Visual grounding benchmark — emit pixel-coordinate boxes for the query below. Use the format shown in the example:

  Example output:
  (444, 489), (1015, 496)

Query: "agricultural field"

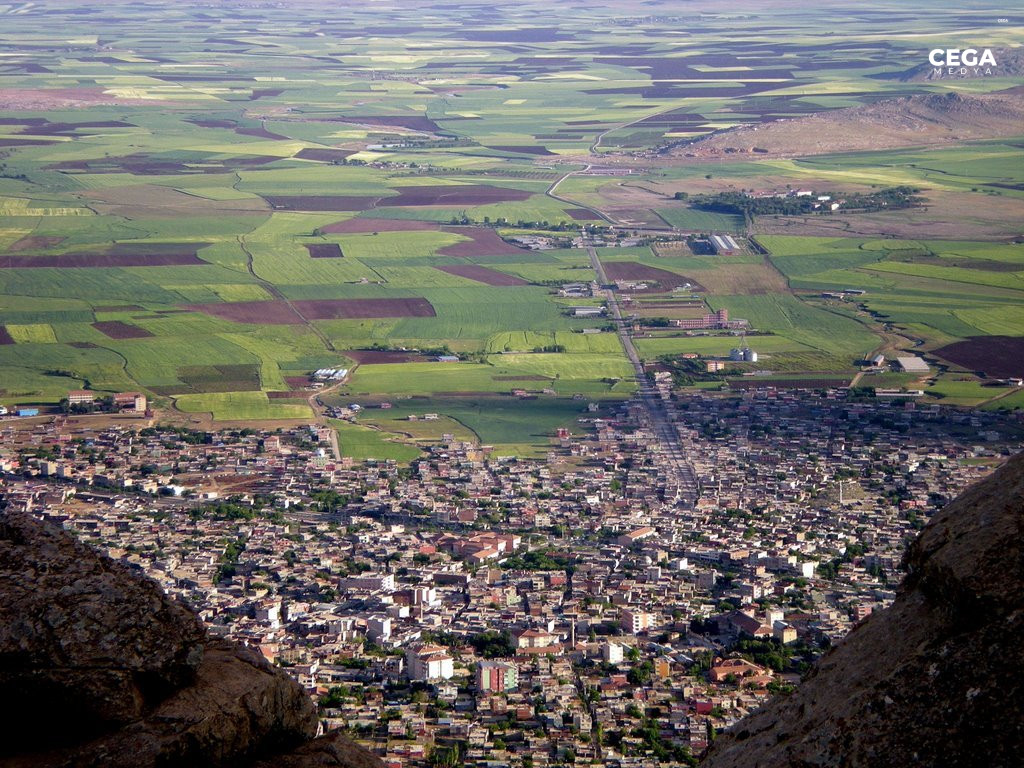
(0, 0), (1021, 443)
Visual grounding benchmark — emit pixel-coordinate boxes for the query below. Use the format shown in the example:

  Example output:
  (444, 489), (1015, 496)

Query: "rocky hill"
(702, 452), (1024, 768)
(0, 510), (382, 768)
(678, 91), (1024, 157)
(898, 46), (1024, 81)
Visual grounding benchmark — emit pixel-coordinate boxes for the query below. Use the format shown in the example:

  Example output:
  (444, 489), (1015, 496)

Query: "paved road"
(588, 246), (699, 504)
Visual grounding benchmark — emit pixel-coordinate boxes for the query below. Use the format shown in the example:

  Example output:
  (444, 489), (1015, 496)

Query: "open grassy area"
(0, 0), (1019, 432)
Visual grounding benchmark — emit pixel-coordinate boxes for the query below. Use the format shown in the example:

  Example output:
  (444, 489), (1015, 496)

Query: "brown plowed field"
(344, 350), (432, 364)
(92, 321), (155, 339)
(189, 301), (303, 324)
(263, 195), (381, 211)
(305, 244), (343, 258)
(934, 336), (1024, 378)
(293, 297), (436, 320)
(295, 148), (356, 162)
(6, 235), (65, 251)
(1, 251), (207, 268)
(189, 298), (435, 324)
(565, 208), (600, 220)
(439, 227), (530, 257)
(0, 327), (14, 345)
(602, 261), (702, 293)
(436, 264), (528, 286)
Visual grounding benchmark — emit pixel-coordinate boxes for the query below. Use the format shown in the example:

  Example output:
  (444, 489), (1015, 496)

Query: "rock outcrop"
(702, 453), (1024, 768)
(0, 511), (382, 768)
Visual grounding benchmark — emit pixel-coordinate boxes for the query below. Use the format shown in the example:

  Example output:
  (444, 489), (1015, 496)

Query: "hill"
(897, 46), (1024, 81)
(702, 452), (1024, 767)
(677, 91), (1024, 157)
(0, 510), (382, 768)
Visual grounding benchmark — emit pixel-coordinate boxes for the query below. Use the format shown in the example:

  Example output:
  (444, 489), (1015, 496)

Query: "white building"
(406, 643), (454, 681)
(619, 608), (655, 635)
(602, 641), (624, 664)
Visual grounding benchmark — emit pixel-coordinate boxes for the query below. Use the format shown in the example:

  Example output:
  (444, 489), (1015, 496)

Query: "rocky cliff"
(0, 510), (382, 768)
(702, 453), (1024, 768)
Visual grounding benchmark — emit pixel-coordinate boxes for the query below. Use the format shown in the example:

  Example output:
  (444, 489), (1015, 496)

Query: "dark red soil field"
(436, 264), (528, 286)
(267, 391), (307, 400)
(293, 297), (436, 320)
(379, 185), (532, 207)
(92, 321), (155, 339)
(250, 88), (283, 100)
(0, 327), (14, 345)
(189, 301), (303, 325)
(321, 218), (438, 234)
(305, 244), (344, 259)
(285, 376), (313, 390)
(934, 336), (1024, 378)
(263, 195), (381, 211)
(565, 208), (600, 220)
(343, 350), (432, 364)
(439, 227), (530, 257)
(189, 297), (435, 324)
(0, 250), (207, 268)
(602, 261), (701, 293)
(343, 115), (443, 133)
(234, 125), (290, 140)
(51, 153), (278, 175)
(295, 148), (356, 162)
(6, 235), (65, 252)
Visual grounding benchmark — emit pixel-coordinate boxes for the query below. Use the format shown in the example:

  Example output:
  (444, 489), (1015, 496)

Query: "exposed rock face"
(0, 511), (382, 768)
(702, 453), (1024, 768)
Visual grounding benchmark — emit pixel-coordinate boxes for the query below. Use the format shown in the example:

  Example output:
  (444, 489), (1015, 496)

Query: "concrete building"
(477, 660), (518, 692)
(406, 643), (454, 682)
(602, 642), (624, 664)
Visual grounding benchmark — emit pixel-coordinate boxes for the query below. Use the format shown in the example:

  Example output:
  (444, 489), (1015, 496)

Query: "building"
(706, 360), (726, 373)
(730, 347), (758, 363)
(616, 526), (656, 547)
(67, 390), (95, 406)
(674, 308), (747, 331)
(406, 643), (454, 682)
(477, 660), (518, 692)
(339, 573), (396, 593)
(710, 234), (740, 255)
(515, 628), (557, 650)
(895, 356), (929, 374)
(113, 392), (147, 412)
(602, 642), (624, 664)
(620, 608), (655, 635)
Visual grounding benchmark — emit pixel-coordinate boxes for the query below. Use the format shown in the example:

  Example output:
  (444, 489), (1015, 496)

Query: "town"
(2, 385), (1019, 768)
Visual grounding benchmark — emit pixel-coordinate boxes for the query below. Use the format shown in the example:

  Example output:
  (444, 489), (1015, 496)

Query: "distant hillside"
(677, 91), (1024, 157)
(898, 46), (1024, 81)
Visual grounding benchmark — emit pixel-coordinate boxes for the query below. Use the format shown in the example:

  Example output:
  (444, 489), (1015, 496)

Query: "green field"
(0, 0), (1021, 443)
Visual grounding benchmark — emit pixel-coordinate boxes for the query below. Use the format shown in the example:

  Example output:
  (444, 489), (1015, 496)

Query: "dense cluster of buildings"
(1, 384), (1020, 767)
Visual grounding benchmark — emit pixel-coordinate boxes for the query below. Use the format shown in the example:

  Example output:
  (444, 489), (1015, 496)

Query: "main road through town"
(587, 245), (699, 505)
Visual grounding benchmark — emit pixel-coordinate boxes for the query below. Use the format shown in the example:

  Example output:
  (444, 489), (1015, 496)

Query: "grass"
(5, 324), (58, 344)
(175, 391), (312, 421)
(332, 420), (422, 462)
